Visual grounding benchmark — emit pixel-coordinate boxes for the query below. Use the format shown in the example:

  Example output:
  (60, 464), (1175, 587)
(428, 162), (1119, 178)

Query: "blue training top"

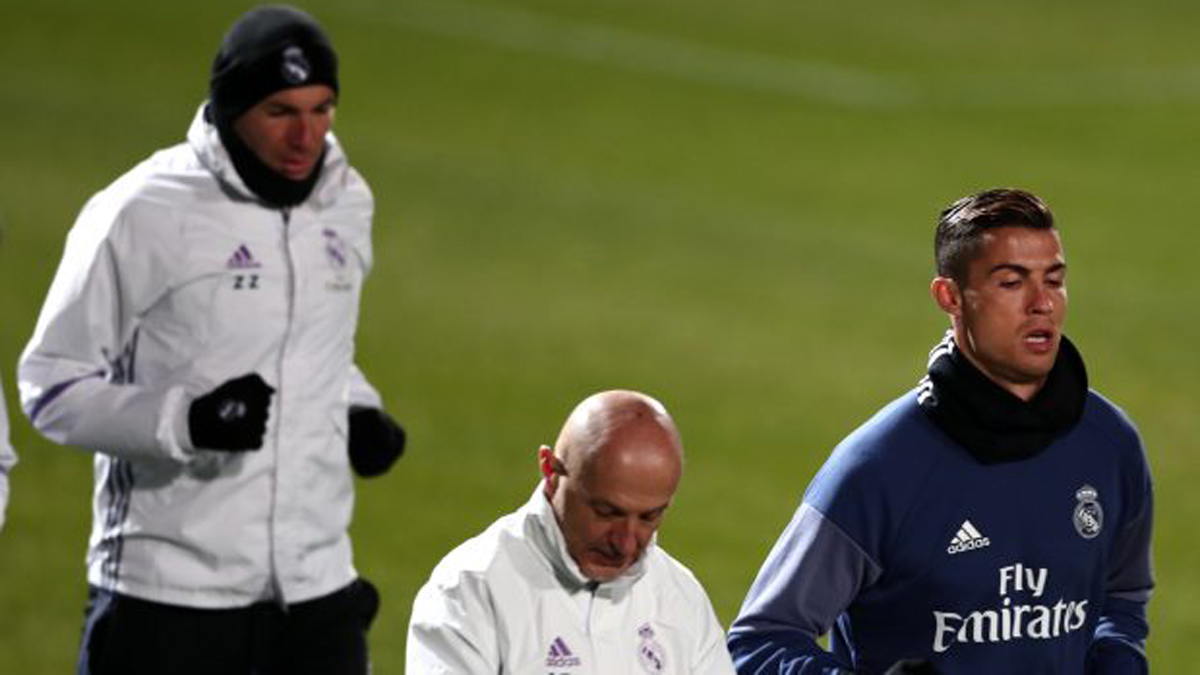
(729, 389), (1153, 674)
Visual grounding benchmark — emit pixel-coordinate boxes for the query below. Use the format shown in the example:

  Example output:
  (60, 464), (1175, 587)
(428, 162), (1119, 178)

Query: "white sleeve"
(345, 172), (382, 413)
(348, 363), (383, 410)
(17, 197), (191, 463)
(406, 574), (500, 674)
(675, 564), (738, 675)
(0, 378), (17, 532)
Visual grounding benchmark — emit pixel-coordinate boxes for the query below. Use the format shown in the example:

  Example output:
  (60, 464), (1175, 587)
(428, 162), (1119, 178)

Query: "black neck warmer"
(215, 118), (325, 209)
(918, 333), (1088, 464)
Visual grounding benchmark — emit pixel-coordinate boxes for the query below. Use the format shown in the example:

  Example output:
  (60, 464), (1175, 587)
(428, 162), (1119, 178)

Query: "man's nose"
(1028, 282), (1054, 314)
(611, 519), (641, 557)
(288, 116), (316, 148)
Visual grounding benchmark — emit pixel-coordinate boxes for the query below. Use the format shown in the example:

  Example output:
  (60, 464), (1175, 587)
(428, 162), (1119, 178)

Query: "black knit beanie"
(209, 5), (338, 131)
(207, 6), (339, 207)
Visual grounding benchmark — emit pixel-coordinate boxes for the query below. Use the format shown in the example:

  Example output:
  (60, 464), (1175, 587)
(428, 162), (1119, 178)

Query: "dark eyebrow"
(642, 505), (669, 519)
(591, 499), (625, 516)
(266, 96), (336, 113)
(595, 497), (672, 511)
(591, 498), (670, 518)
(987, 262), (1067, 276)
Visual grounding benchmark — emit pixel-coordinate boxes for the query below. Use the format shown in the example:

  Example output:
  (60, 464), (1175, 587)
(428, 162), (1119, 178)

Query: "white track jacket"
(18, 105), (381, 607)
(407, 487), (736, 674)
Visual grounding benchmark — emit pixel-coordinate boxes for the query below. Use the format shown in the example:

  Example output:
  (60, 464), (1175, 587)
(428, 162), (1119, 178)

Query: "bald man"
(407, 390), (736, 674)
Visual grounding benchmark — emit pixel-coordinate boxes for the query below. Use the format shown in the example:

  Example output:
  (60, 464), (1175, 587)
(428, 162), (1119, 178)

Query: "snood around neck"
(918, 333), (1088, 464)
(216, 117), (324, 209)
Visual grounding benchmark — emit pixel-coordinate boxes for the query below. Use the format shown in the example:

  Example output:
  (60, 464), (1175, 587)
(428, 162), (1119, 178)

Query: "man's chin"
(279, 166), (315, 181)
(582, 560), (629, 583)
(1016, 355), (1058, 383)
(274, 158), (317, 181)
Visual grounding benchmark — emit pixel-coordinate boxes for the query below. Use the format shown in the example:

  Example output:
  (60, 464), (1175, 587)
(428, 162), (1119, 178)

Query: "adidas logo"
(545, 636), (582, 669)
(226, 244), (262, 270)
(946, 519), (991, 555)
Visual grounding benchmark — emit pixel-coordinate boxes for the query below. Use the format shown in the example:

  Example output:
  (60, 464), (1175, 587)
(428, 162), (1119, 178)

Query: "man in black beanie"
(208, 4), (342, 206)
(18, 6), (406, 674)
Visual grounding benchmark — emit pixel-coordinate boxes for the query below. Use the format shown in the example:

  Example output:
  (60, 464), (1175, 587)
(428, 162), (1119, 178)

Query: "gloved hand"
(188, 374), (275, 452)
(883, 659), (938, 675)
(348, 406), (406, 477)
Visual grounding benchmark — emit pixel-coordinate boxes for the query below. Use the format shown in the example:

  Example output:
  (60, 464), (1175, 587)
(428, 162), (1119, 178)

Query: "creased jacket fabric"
(18, 104), (381, 607)
(407, 487), (737, 674)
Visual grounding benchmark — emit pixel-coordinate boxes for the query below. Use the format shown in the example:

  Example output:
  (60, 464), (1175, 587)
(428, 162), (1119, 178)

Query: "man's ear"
(539, 445), (559, 496)
(931, 276), (962, 317)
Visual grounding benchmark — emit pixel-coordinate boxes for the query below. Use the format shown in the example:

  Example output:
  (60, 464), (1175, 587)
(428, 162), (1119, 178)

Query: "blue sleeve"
(1086, 454), (1153, 675)
(728, 503), (880, 674)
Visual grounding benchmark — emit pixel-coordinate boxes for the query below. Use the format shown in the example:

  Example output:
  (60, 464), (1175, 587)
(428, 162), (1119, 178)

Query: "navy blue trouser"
(77, 579), (380, 675)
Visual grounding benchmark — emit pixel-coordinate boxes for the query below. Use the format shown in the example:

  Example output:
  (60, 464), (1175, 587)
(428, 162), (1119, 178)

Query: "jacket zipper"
(586, 582), (599, 668)
(268, 207), (297, 605)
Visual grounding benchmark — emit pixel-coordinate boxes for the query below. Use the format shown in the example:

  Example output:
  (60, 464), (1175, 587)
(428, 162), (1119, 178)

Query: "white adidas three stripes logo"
(947, 519), (991, 555)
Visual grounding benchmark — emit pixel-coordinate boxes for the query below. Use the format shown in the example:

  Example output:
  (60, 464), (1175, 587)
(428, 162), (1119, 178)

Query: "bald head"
(539, 390), (684, 582)
(553, 390), (683, 483)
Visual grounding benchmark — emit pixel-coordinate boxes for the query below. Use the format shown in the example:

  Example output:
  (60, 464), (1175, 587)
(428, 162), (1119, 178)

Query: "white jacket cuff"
(158, 385), (196, 461)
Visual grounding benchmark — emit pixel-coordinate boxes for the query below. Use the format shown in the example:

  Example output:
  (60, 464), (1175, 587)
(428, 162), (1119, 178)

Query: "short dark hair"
(935, 188), (1055, 284)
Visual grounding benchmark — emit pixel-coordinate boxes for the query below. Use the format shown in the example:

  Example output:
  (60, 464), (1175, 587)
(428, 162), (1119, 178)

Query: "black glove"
(188, 374), (275, 452)
(883, 660), (938, 675)
(348, 406), (406, 477)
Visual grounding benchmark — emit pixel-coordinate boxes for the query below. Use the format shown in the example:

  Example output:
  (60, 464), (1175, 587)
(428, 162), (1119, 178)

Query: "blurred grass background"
(2, 0), (1197, 670)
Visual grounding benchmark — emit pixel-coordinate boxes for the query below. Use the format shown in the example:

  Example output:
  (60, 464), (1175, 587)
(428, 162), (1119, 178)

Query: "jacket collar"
(186, 102), (351, 211)
(523, 486), (651, 598)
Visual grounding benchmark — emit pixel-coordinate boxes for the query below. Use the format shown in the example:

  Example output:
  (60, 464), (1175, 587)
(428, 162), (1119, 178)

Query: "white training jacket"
(0, 376), (16, 532)
(407, 487), (737, 674)
(17, 104), (381, 608)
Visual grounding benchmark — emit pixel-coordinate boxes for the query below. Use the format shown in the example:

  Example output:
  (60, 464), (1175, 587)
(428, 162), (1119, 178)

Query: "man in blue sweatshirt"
(728, 188), (1153, 674)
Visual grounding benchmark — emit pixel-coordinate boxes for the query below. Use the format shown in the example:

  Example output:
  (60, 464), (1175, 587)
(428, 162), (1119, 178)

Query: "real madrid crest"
(1073, 484), (1103, 539)
(281, 45), (311, 84)
(322, 228), (347, 269)
(322, 229), (354, 292)
(636, 623), (667, 674)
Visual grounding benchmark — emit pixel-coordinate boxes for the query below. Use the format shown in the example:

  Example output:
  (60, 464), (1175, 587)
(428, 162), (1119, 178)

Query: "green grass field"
(2, 0), (1197, 670)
